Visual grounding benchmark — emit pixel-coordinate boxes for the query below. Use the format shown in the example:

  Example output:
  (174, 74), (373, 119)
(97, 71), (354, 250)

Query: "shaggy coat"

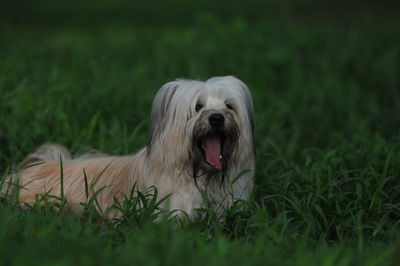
(3, 76), (255, 219)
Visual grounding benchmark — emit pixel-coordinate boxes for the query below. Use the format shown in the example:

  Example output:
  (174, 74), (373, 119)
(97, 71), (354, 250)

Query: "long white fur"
(3, 76), (255, 219)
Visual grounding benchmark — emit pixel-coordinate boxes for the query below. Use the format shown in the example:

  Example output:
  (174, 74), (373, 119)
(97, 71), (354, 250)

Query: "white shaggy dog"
(4, 76), (255, 219)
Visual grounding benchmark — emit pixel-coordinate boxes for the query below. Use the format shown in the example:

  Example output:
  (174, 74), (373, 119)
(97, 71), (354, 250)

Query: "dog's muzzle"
(193, 110), (238, 172)
(198, 112), (226, 170)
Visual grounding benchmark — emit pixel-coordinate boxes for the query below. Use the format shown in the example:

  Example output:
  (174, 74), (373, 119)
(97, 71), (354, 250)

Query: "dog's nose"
(209, 113), (225, 127)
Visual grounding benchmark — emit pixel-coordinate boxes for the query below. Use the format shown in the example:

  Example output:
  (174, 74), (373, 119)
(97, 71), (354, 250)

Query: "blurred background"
(0, 0), (399, 171)
(1, 0), (400, 26)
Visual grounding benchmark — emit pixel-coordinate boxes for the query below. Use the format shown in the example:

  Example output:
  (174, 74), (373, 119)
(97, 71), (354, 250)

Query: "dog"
(2, 76), (255, 219)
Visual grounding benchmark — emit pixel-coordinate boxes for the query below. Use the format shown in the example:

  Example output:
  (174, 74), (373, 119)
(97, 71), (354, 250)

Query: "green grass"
(1, 1), (400, 265)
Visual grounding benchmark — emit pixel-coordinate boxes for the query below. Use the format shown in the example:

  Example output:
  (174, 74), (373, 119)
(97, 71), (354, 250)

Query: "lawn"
(1, 1), (400, 265)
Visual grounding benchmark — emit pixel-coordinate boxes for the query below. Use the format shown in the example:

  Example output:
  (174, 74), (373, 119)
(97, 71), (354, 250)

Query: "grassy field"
(1, 1), (400, 265)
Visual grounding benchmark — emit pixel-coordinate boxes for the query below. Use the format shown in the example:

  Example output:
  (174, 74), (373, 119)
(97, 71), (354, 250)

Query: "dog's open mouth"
(198, 134), (225, 170)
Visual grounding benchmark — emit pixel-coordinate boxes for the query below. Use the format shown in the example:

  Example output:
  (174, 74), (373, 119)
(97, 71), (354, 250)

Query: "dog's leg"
(20, 143), (71, 167)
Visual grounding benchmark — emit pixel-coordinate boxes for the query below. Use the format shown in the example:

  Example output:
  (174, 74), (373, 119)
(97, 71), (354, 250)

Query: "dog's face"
(191, 90), (240, 172)
(148, 76), (254, 175)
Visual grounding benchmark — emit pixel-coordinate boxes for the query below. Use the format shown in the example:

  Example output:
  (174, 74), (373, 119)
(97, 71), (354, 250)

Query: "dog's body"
(4, 76), (255, 219)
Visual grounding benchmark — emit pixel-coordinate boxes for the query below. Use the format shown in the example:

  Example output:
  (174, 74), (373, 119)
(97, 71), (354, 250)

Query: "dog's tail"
(20, 143), (72, 167)
(1, 143), (72, 201)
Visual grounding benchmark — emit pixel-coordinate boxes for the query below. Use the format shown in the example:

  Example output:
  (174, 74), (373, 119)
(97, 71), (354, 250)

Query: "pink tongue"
(202, 136), (222, 170)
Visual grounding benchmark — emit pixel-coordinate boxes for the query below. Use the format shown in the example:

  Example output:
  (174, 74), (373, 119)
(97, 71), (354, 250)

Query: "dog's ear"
(234, 77), (256, 154)
(238, 79), (255, 139)
(148, 81), (180, 146)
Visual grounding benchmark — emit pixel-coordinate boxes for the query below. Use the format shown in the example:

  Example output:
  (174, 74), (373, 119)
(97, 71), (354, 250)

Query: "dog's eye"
(195, 104), (203, 112)
(226, 103), (234, 110)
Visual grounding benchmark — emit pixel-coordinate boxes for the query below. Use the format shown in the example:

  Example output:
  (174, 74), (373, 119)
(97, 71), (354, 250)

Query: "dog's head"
(148, 76), (254, 177)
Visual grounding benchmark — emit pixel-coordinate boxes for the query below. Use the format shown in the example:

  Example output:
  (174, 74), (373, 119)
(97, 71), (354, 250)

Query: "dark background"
(1, 1), (400, 265)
